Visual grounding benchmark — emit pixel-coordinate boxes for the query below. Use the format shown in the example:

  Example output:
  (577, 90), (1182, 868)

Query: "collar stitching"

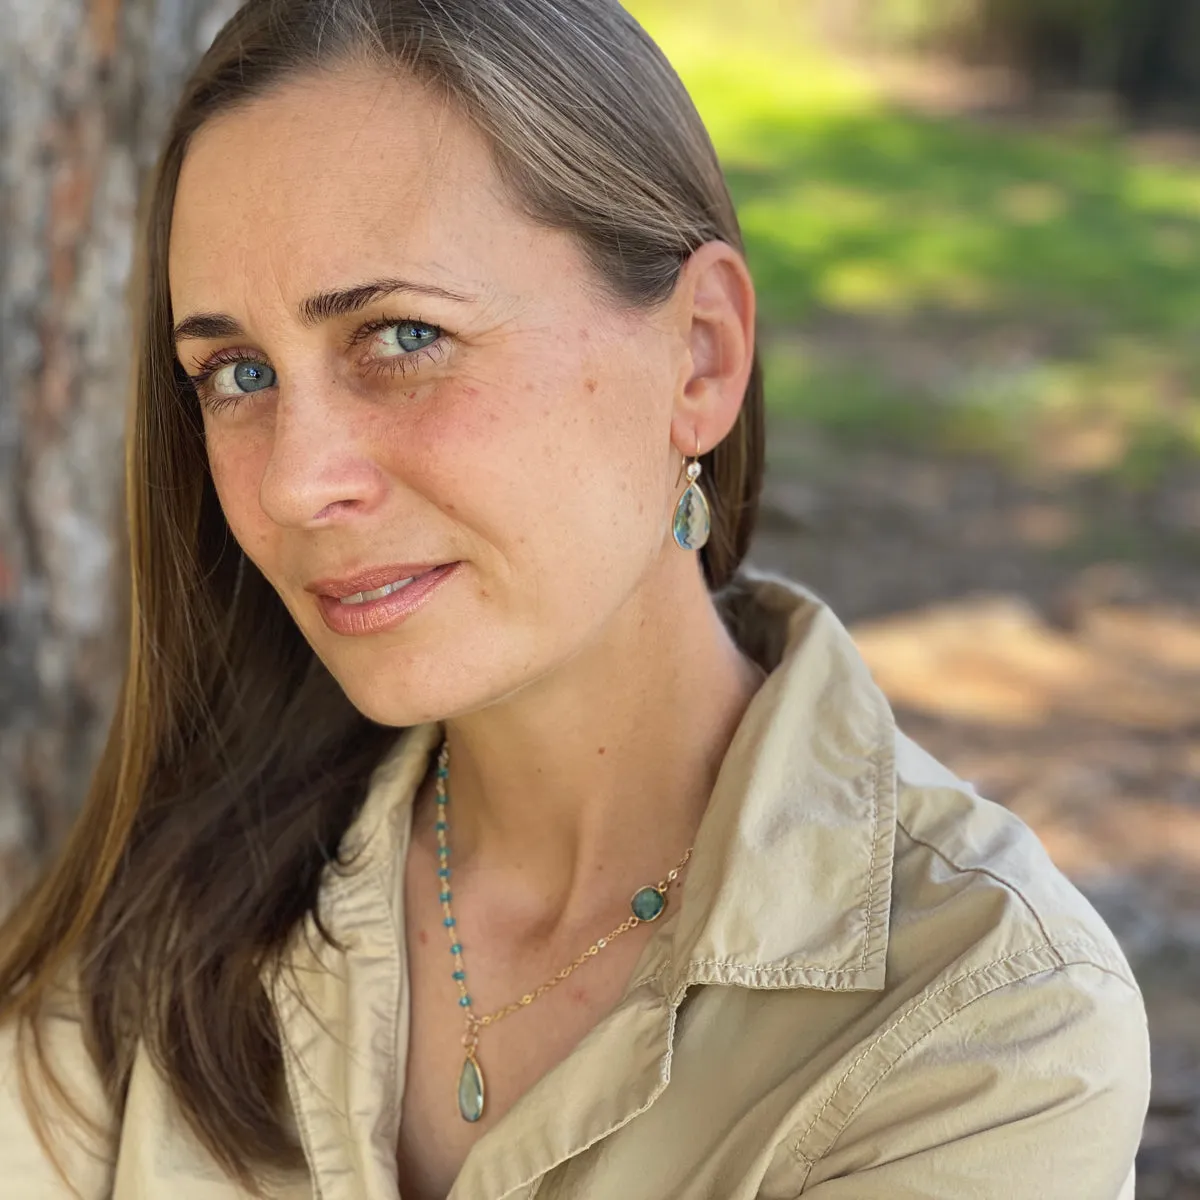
(855, 736), (889, 973)
(787, 937), (1091, 1163)
(683, 956), (883, 982)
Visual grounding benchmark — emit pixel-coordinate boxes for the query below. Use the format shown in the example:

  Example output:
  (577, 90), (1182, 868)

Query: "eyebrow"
(172, 277), (478, 343)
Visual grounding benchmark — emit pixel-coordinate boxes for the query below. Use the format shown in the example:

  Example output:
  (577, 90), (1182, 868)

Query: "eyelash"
(185, 315), (447, 414)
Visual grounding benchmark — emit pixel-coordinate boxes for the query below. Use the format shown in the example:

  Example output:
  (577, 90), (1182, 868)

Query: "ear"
(669, 240), (757, 457)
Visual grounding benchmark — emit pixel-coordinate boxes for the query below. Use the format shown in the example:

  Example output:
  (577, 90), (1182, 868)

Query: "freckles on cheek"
(442, 379), (524, 450)
(205, 431), (270, 535)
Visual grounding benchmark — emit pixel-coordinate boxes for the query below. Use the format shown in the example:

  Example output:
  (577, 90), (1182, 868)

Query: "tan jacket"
(1, 568), (1151, 1199)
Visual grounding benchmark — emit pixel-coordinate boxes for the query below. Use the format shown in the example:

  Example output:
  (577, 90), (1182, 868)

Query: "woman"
(0, 1), (1150, 1197)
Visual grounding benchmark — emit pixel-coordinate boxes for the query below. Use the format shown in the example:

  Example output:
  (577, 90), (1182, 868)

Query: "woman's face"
(169, 65), (710, 725)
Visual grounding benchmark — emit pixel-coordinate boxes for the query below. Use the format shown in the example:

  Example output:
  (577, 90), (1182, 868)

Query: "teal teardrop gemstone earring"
(672, 435), (711, 551)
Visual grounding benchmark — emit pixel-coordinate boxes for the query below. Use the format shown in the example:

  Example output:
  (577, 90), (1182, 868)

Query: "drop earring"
(672, 434), (711, 551)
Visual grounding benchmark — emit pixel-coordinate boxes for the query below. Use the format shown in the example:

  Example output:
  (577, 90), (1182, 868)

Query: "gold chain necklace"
(432, 738), (694, 1123)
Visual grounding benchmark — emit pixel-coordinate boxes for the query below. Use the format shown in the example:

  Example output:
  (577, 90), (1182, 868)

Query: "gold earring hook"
(676, 436), (700, 487)
(674, 434), (702, 488)
(676, 436), (696, 487)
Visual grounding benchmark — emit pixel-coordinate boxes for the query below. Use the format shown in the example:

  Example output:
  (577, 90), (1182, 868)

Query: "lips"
(306, 562), (451, 600)
(311, 561), (462, 637)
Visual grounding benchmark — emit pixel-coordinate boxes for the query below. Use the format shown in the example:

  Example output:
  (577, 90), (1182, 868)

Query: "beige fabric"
(1, 567), (1151, 1199)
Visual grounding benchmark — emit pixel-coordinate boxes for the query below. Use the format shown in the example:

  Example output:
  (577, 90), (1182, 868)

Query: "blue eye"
(378, 321), (440, 355)
(230, 362), (276, 392)
(196, 358), (277, 403)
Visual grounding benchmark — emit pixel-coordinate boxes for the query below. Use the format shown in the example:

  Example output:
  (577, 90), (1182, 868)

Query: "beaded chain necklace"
(432, 738), (694, 1123)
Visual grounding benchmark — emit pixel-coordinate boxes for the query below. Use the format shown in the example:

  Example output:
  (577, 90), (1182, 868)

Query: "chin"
(307, 605), (555, 726)
(330, 675), (440, 728)
(321, 645), (480, 728)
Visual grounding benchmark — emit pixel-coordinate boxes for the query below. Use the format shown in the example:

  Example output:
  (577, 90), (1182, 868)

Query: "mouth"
(309, 561), (462, 637)
(336, 574), (422, 606)
(307, 561), (452, 600)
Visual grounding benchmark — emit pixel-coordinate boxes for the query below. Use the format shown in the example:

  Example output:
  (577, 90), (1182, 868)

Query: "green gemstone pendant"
(672, 476), (711, 551)
(458, 1053), (485, 1123)
(630, 886), (667, 922)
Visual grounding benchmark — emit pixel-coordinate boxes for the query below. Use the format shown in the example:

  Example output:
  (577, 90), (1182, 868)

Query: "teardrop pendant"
(672, 482), (711, 551)
(458, 1053), (485, 1123)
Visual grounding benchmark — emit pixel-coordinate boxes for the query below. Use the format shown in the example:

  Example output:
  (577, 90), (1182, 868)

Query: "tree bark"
(0, 0), (239, 912)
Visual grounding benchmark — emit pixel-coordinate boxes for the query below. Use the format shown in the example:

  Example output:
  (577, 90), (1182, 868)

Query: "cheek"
(420, 377), (567, 553)
(204, 424), (273, 550)
(451, 355), (664, 579)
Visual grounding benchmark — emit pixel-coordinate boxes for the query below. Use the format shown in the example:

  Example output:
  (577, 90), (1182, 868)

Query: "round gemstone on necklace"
(631, 886), (666, 922)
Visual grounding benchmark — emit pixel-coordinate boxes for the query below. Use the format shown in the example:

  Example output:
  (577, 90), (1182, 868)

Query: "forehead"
(168, 65), (520, 310)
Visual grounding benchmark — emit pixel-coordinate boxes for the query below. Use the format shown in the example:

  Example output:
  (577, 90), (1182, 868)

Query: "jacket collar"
(354, 566), (897, 997)
(665, 566), (896, 995)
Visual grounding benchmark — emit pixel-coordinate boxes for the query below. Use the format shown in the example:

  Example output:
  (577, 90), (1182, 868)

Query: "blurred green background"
(629, 0), (1200, 493)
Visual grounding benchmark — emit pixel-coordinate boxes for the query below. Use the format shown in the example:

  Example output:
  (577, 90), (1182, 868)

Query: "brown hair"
(0, 0), (764, 1186)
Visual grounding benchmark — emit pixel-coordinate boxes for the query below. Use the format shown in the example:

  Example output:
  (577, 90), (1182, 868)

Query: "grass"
(625, 0), (1200, 484)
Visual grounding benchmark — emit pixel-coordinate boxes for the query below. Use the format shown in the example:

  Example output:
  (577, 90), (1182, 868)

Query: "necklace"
(432, 738), (694, 1123)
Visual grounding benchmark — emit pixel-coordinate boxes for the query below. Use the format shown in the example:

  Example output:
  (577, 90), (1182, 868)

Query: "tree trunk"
(0, 0), (239, 913)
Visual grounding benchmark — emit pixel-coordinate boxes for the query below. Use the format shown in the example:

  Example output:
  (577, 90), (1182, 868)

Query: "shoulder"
(786, 731), (1150, 1194)
(889, 727), (1137, 985)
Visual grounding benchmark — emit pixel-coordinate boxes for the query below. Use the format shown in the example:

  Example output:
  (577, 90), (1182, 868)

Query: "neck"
(420, 558), (767, 935)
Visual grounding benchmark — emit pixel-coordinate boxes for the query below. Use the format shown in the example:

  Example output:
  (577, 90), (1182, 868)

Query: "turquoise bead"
(440, 891), (452, 902)
(450, 943), (462, 954)
(453, 970), (466, 980)
(436, 820), (447, 831)
(444, 917), (456, 927)
(631, 886), (667, 922)
(459, 995), (471, 1007)
(438, 867), (451, 878)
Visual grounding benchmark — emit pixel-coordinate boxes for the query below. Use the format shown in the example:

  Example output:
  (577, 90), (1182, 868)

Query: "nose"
(257, 382), (386, 528)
